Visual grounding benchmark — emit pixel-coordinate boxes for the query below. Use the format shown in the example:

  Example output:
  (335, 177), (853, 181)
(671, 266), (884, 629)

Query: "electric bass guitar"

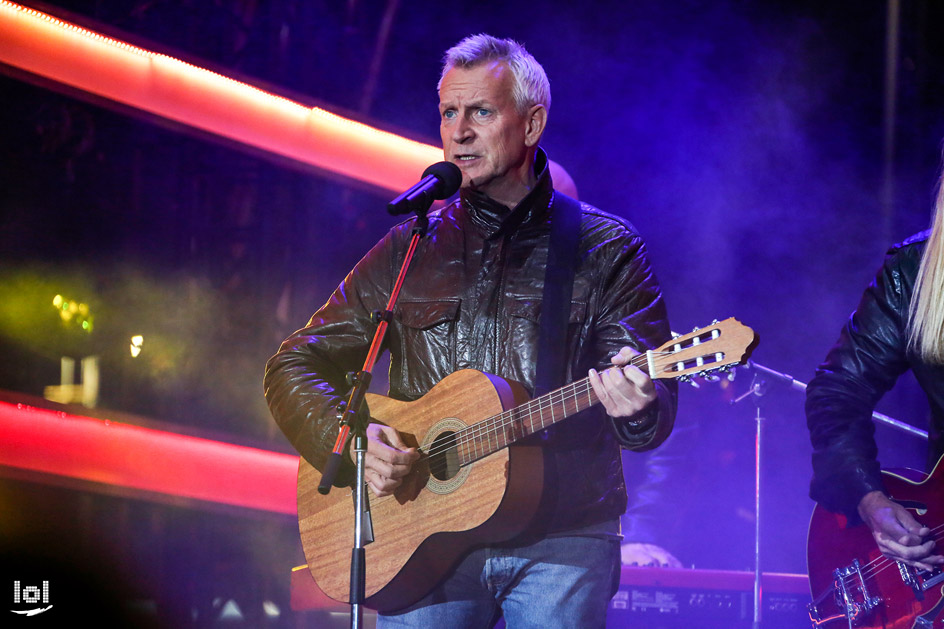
(807, 456), (944, 628)
(297, 317), (758, 612)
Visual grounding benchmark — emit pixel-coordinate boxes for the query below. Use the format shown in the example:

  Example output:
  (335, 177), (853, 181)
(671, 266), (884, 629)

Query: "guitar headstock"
(651, 318), (758, 381)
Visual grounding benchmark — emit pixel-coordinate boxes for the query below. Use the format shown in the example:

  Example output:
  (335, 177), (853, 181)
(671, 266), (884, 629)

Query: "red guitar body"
(806, 457), (944, 628)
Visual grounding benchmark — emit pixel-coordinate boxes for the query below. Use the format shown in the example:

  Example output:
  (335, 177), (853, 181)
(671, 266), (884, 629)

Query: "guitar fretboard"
(453, 377), (599, 465)
(419, 320), (752, 470)
(439, 351), (651, 467)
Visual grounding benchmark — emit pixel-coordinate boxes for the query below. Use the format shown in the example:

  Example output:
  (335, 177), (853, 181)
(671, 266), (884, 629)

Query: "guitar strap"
(533, 191), (581, 397)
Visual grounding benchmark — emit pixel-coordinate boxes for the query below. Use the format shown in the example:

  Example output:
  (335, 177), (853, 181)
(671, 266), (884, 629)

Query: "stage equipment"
(316, 170), (456, 628)
(387, 162), (462, 216)
(731, 359), (927, 628)
(289, 564), (812, 628)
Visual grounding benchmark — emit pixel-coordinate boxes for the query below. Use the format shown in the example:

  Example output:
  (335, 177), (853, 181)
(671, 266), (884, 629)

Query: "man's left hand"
(589, 346), (657, 418)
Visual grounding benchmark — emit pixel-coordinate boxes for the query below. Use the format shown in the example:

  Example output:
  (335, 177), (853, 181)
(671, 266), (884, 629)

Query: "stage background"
(1, 0), (941, 625)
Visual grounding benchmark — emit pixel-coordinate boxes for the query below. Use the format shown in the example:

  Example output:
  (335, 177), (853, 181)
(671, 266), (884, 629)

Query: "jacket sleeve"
(591, 228), (678, 451)
(805, 250), (912, 519)
(263, 230), (399, 487)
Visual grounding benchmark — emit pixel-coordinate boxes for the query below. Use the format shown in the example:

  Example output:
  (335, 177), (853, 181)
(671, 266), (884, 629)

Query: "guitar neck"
(453, 375), (599, 466)
(439, 318), (756, 467)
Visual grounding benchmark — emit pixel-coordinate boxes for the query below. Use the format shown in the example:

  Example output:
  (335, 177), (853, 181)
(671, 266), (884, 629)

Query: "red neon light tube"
(0, 1), (441, 192)
(0, 400), (299, 515)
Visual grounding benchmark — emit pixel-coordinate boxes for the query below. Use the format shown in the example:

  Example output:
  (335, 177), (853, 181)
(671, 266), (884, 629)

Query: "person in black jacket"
(806, 186), (944, 571)
(265, 34), (676, 627)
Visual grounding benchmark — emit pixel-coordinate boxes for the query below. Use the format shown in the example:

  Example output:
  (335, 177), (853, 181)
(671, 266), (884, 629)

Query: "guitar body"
(297, 369), (543, 612)
(807, 457), (944, 628)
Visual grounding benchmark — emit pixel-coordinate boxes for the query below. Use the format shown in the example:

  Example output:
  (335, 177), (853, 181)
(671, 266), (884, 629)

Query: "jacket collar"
(459, 148), (554, 240)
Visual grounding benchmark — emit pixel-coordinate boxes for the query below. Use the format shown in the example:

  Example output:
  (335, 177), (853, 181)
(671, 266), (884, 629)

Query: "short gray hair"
(438, 34), (551, 113)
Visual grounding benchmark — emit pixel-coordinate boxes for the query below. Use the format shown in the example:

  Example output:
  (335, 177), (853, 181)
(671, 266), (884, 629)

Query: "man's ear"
(524, 104), (548, 148)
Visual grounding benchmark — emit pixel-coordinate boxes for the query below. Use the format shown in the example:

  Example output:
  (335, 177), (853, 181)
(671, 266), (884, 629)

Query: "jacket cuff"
(610, 401), (659, 446)
(810, 465), (886, 523)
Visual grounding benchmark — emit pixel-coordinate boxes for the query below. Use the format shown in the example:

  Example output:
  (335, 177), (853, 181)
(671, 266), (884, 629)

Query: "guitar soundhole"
(428, 431), (461, 481)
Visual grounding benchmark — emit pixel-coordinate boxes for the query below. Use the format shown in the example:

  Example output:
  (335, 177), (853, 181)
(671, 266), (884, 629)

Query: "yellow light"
(51, 294), (93, 331)
(130, 335), (144, 358)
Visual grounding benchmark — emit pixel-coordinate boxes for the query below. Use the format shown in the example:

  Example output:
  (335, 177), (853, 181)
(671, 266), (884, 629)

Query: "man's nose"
(452, 116), (474, 143)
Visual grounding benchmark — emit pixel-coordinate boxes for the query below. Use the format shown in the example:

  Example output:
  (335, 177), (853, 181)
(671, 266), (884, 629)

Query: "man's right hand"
(857, 490), (944, 571)
(353, 423), (420, 497)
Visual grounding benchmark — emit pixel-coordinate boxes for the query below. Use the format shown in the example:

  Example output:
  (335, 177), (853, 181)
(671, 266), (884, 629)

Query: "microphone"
(387, 161), (462, 216)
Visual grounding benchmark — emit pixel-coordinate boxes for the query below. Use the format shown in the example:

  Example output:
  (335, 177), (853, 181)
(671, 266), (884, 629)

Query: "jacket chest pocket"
(505, 296), (588, 379)
(393, 299), (461, 396)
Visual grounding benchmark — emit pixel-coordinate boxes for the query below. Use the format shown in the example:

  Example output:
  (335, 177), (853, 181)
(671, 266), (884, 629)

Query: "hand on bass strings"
(858, 490), (944, 571)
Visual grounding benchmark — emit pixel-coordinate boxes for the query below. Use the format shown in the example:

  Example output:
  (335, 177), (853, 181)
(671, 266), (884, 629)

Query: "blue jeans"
(377, 535), (621, 629)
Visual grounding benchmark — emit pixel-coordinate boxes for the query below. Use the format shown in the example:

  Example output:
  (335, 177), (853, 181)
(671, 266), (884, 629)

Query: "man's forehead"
(439, 61), (513, 105)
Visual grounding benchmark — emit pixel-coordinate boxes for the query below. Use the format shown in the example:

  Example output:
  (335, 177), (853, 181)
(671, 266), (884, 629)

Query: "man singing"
(265, 34), (676, 627)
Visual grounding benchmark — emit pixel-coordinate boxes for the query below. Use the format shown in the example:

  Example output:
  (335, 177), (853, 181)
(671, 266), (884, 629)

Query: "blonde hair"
(907, 178), (944, 363)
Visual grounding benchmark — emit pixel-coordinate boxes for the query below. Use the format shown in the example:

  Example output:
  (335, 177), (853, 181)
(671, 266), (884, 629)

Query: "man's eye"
(476, 108), (491, 117)
(442, 110), (456, 120)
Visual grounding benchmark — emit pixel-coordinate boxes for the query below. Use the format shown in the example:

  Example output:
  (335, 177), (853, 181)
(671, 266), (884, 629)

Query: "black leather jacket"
(806, 231), (944, 519)
(265, 150), (677, 534)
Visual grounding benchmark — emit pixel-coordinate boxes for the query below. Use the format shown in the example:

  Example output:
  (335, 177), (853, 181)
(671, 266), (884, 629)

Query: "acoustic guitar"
(807, 456), (944, 628)
(297, 317), (758, 612)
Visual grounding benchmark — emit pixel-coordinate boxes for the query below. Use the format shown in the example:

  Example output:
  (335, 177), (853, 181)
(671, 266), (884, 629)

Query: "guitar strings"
(418, 377), (595, 462)
(416, 327), (733, 462)
(417, 352), (659, 463)
(417, 376), (597, 463)
(824, 521), (944, 605)
(418, 342), (722, 463)
(419, 355), (648, 462)
(419, 345), (729, 463)
(814, 525), (942, 625)
(857, 522), (944, 578)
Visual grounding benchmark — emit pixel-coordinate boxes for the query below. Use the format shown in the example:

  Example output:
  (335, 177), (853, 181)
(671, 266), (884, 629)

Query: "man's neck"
(471, 160), (539, 209)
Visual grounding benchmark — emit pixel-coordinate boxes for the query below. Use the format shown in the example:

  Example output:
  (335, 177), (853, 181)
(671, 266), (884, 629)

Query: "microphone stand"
(316, 209), (432, 629)
(743, 360), (928, 441)
(730, 368), (769, 629)
(728, 359), (927, 629)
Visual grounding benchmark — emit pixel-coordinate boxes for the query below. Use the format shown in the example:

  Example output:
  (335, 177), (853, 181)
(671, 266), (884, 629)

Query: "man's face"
(439, 61), (543, 207)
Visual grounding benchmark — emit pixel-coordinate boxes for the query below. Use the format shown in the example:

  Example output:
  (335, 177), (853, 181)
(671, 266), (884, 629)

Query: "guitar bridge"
(809, 559), (883, 627)
(898, 561), (924, 600)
